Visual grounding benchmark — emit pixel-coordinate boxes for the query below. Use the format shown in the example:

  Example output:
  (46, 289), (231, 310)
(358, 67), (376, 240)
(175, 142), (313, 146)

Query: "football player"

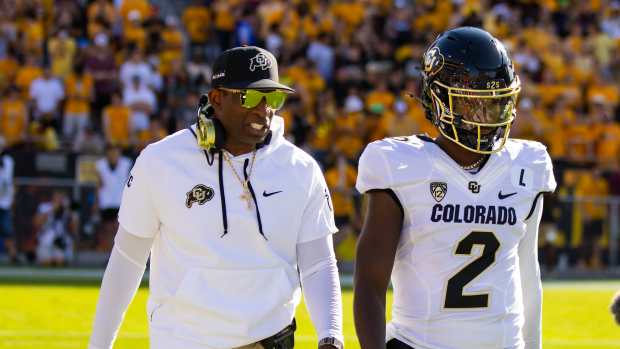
(354, 27), (555, 349)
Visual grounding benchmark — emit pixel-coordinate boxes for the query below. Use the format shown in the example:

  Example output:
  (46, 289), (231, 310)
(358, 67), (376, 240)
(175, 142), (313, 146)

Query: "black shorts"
(101, 208), (119, 222)
(584, 220), (604, 240)
(0, 209), (13, 238)
(387, 338), (415, 349)
(334, 215), (351, 229)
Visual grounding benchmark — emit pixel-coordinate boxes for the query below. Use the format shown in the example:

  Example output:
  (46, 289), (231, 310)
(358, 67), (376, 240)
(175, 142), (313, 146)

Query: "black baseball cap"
(211, 46), (295, 93)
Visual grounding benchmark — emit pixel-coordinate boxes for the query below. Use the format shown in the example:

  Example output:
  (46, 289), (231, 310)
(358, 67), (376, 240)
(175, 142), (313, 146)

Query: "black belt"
(387, 338), (415, 349)
(259, 319), (296, 349)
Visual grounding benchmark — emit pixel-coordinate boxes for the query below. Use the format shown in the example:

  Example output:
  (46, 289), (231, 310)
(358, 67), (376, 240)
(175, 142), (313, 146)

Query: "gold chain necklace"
(223, 150), (257, 209)
(461, 155), (486, 170)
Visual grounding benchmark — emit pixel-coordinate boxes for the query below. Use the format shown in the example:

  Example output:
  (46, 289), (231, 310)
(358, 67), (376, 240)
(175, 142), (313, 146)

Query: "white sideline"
(2, 267), (620, 290)
(0, 268), (360, 287)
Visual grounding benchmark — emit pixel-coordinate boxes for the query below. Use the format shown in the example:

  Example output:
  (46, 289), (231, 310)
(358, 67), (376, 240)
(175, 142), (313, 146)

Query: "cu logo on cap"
(249, 53), (272, 71)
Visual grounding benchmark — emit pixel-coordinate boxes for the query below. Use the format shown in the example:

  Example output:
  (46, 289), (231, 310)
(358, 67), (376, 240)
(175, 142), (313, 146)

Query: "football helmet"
(421, 27), (521, 154)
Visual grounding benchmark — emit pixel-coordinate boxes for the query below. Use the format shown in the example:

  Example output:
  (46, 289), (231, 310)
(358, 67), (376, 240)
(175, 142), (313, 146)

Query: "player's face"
(451, 94), (516, 126)
(213, 89), (276, 150)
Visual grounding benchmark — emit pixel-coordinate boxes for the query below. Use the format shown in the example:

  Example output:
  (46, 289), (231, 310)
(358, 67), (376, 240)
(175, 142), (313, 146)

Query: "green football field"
(0, 281), (618, 349)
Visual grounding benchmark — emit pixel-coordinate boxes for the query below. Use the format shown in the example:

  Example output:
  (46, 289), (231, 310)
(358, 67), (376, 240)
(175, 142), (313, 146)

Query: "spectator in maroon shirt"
(85, 33), (117, 131)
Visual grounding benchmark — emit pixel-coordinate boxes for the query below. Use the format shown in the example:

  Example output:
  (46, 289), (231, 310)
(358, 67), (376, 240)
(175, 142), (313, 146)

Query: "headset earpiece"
(196, 94), (226, 150)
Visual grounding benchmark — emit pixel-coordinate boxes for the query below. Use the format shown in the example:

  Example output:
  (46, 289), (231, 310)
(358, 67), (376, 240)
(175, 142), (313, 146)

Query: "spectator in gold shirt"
(47, 29), (77, 80)
(63, 65), (94, 141)
(182, 0), (210, 50)
(102, 92), (131, 149)
(0, 87), (28, 148)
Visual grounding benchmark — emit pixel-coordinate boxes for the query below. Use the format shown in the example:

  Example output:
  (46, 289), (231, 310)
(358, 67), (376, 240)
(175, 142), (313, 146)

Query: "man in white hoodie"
(89, 46), (344, 349)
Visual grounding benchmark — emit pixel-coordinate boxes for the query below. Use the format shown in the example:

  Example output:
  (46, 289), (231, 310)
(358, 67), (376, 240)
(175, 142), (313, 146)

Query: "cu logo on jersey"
(423, 47), (444, 77)
(186, 184), (214, 208)
(430, 182), (447, 202)
(468, 181), (481, 194)
(249, 53), (272, 72)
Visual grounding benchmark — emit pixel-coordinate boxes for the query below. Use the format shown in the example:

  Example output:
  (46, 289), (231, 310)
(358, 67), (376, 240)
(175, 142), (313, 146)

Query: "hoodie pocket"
(171, 266), (299, 347)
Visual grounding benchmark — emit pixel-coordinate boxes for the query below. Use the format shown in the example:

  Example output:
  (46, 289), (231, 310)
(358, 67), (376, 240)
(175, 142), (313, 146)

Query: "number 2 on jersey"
(444, 231), (500, 309)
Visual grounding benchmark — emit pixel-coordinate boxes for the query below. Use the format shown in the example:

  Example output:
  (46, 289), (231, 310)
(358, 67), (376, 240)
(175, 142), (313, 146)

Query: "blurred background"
(0, 0), (619, 348)
(0, 0), (617, 274)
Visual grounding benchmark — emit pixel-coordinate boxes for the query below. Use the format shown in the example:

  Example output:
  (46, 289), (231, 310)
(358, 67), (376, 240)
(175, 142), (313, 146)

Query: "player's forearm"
(300, 256), (343, 342)
(522, 283), (542, 349)
(521, 257), (542, 349)
(354, 283), (387, 349)
(297, 236), (344, 343)
(89, 245), (146, 349)
(352, 190), (402, 349)
(89, 228), (153, 349)
(520, 199), (544, 349)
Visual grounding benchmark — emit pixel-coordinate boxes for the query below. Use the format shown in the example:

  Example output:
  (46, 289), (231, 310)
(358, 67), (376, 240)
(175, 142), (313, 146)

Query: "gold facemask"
(429, 76), (521, 154)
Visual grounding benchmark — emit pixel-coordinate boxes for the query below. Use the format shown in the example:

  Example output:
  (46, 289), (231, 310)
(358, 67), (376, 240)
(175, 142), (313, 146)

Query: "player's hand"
(611, 290), (620, 325)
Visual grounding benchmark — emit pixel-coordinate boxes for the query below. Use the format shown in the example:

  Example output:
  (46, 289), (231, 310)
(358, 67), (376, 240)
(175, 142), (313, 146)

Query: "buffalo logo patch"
(423, 47), (444, 77)
(249, 53), (272, 72)
(186, 184), (214, 208)
(430, 182), (447, 202)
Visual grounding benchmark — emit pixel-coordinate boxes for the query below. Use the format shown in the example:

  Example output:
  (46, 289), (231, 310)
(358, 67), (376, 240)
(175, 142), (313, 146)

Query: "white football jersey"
(356, 135), (556, 349)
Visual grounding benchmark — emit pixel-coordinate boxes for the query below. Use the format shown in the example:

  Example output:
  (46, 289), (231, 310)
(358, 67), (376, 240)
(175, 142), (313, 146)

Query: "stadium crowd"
(0, 0), (619, 270)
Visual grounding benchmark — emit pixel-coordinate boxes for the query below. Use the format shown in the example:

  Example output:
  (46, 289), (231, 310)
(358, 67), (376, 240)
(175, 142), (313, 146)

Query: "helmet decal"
(423, 47), (444, 77)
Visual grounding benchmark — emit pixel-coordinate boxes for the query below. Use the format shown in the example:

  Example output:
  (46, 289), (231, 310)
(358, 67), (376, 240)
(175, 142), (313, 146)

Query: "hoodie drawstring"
(243, 158), (266, 239)
(218, 150), (228, 237)
(189, 127), (228, 237)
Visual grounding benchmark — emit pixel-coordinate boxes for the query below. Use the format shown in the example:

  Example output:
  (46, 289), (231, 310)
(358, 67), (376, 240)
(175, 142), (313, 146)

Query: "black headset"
(196, 94), (226, 151)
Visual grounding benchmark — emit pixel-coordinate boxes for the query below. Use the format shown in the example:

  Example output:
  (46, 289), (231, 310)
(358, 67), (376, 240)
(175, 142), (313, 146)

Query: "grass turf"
(0, 281), (618, 348)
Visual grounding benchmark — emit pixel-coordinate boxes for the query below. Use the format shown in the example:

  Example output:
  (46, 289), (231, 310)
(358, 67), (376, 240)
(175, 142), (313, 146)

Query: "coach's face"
(209, 89), (274, 153)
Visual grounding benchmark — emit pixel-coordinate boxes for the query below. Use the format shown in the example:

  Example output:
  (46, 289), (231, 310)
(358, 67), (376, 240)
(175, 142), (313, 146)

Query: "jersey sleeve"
(355, 141), (392, 194)
(297, 161), (338, 244)
(117, 147), (160, 238)
(530, 142), (557, 193)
